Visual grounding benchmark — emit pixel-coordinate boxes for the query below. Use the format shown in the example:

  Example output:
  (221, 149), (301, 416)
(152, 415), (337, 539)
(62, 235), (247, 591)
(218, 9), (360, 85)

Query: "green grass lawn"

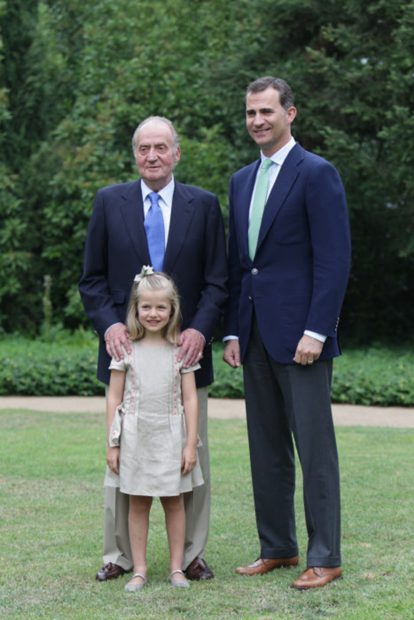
(0, 411), (413, 619)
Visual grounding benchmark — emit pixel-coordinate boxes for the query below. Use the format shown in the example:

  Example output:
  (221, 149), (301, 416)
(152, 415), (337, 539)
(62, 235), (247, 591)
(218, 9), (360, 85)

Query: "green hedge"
(212, 345), (414, 406)
(0, 332), (103, 397)
(0, 335), (413, 406)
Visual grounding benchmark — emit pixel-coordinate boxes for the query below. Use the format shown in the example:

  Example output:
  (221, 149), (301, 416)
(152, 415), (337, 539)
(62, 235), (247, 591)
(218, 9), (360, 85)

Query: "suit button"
(248, 296), (252, 301)
(251, 268), (258, 275)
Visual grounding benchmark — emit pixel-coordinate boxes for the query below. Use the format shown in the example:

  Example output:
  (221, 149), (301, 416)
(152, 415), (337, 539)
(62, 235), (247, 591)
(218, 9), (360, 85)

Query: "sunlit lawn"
(0, 410), (413, 619)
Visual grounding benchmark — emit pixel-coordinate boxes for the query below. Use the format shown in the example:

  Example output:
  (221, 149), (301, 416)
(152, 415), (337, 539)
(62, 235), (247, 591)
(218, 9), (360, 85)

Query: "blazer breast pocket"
(272, 205), (308, 245)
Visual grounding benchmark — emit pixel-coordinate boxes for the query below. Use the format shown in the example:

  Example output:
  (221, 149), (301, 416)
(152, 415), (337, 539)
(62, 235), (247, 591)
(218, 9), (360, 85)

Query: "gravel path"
(1, 396), (413, 428)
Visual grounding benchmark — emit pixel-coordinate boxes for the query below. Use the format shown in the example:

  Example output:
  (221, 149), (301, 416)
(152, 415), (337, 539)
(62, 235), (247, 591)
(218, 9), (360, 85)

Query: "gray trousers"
(102, 387), (210, 570)
(243, 319), (341, 568)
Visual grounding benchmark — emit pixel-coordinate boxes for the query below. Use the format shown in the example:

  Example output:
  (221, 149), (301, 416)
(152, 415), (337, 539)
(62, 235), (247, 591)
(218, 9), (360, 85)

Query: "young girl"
(106, 266), (203, 592)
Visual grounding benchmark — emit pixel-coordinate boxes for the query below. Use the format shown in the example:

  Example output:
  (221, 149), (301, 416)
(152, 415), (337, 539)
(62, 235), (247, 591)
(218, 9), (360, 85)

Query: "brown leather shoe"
(236, 556), (299, 576)
(291, 566), (342, 589)
(96, 562), (130, 581)
(184, 557), (214, 580)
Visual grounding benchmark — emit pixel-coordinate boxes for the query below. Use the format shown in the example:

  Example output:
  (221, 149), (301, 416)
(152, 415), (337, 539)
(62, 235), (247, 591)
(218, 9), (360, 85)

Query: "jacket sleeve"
(188, 194), (228, 342)
(223, 175), (243, 337)
(78, 189), (123, 337)
(304, 161), (351, 337)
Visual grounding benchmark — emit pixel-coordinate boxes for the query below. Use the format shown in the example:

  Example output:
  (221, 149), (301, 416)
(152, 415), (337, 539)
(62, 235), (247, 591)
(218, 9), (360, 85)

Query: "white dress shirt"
(141, 177), (175, 247)
(249, 137), (296, 220)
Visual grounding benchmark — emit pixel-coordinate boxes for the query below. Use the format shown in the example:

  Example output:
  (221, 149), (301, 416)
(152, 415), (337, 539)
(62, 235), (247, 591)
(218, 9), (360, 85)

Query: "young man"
(224, 77), (351, 589)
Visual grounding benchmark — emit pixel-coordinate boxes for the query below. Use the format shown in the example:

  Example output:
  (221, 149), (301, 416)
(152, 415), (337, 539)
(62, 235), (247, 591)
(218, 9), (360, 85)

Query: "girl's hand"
(106, 446), (120, 474)
(181, 444), (197, 475)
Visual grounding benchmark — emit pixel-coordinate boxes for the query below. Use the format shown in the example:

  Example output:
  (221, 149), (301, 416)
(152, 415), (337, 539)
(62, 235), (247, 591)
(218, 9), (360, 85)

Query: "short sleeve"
(109, 355), (129, 372)
(181, 362), (201, 375)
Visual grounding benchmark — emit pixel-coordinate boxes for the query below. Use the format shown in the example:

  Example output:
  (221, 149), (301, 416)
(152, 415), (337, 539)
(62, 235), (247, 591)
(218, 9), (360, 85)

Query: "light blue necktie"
(144, 192), (165, 271)
(248, 159), (274, 259)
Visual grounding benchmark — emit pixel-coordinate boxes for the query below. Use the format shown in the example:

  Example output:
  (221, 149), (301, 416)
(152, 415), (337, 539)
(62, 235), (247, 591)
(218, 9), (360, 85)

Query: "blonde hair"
(126, 271), (181, 343)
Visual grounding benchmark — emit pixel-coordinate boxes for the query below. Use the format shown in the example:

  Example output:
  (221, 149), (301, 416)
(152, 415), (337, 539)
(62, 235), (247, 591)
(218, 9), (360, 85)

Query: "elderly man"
(80, 116), (227, 582)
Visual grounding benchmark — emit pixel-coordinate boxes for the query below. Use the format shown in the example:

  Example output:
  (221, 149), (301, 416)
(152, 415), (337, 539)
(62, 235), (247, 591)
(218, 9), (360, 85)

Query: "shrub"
(0, 335), (413, 406)
(211, 345), (414, 407)
(0, 332), (103, 396)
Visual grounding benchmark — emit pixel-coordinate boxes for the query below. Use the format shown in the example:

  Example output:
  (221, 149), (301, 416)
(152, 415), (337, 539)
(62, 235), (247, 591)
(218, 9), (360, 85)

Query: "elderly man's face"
(134, 120), (180, 191)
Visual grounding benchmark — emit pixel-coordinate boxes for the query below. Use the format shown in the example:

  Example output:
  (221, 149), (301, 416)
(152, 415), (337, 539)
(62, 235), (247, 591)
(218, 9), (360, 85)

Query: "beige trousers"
(102, 387), (210, 570)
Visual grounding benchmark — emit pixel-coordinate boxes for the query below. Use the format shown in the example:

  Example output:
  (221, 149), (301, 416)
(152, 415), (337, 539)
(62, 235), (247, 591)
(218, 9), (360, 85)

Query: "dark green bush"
(0, 336), (413, 406)
(211, 345), (414, 407)
(330, 346), (414, 407)
(0, 332), (103, 396)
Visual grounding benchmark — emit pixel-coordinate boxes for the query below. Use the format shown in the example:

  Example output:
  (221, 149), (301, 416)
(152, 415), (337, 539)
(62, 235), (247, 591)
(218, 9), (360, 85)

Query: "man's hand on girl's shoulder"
(105, 322), (132, 360)
(177, 328), (205, 367)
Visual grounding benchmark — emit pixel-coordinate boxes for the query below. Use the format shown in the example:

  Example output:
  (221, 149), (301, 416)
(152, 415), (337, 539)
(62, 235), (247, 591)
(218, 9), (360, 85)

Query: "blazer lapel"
(256, 144), (304, 252)
(164, 182), (195, 272)
(120, 180), (151, 264)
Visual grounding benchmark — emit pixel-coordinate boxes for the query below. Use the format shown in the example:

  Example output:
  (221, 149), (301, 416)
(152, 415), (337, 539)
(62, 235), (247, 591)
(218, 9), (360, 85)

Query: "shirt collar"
(141, 177), (175, 207)
(261, 137), (296, 167)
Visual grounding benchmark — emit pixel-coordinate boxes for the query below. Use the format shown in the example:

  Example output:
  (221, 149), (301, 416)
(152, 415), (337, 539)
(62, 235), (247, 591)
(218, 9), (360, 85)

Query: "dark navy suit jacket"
(79, 179), (228, 386)
(225, 143), (351, 363)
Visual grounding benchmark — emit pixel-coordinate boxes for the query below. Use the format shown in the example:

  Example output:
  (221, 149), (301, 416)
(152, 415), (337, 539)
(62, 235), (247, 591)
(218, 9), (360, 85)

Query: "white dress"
(108, 340), (204, 497)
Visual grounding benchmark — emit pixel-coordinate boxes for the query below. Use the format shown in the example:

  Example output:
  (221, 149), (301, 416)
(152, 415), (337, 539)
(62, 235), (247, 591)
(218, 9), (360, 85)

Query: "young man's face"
(246, 87), (296, 156)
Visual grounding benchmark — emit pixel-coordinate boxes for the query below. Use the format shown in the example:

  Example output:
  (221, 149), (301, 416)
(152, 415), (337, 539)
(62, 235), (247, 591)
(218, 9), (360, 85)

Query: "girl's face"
(137, 289), (172, 336)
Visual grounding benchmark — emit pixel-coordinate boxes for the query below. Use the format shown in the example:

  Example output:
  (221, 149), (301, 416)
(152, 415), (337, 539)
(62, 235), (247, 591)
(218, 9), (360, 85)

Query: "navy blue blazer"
(79, 179), (228, 386)
(225, 143), (351, 363)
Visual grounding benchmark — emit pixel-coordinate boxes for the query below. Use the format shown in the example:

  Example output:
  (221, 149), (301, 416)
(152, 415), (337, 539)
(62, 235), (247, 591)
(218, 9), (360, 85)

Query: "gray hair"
(132, 116), (180, 155)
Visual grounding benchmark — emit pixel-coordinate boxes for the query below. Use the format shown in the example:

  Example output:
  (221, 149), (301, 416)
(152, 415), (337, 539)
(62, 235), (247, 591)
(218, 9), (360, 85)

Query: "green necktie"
(248, 158), (274, 259)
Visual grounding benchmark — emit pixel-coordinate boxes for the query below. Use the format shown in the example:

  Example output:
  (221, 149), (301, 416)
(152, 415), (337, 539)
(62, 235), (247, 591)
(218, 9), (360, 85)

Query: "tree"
(206, 0), (414, 340)
(0, 0), (86, 330)
(0, 1), (33, 330)
(1, 0), (412, 340)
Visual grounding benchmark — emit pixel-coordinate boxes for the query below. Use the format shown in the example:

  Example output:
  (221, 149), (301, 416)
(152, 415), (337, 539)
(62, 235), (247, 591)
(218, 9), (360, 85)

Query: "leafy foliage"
(0, 331), (103, 395)
(212, 345), (414, 406)
(1, 0), (413, 339)
(1, 336), (413, 405)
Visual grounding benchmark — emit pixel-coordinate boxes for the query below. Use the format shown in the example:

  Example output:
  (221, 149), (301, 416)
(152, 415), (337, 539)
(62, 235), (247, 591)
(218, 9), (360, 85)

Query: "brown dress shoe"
(96, 562), (130, 581)
(236, 556), (299, 576)
(184, 557), (214, 580)
(291, 566), (342, 589)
